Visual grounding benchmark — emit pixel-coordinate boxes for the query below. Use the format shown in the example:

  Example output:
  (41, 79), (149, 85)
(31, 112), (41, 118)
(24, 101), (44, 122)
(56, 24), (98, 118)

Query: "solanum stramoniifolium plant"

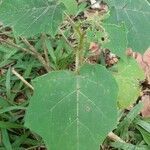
(0, 0), (149, 149)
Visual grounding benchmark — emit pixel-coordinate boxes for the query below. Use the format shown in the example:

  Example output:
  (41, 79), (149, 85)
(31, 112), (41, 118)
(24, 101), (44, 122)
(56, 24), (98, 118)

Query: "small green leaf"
(25, 64), (118, 150)
(0, 0), (65, 37)
(113, 58), (144, 108)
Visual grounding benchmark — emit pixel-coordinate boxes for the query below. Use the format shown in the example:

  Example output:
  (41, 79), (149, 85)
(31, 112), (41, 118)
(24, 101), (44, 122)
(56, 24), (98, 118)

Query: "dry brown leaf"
(88, 42), (101, 63)
(141, 95), (150, 118)
(0, 69), (5, 76)
(90, 0), (101, 9)
(89, 42), (99, 54)
(143, 48), (150, 66)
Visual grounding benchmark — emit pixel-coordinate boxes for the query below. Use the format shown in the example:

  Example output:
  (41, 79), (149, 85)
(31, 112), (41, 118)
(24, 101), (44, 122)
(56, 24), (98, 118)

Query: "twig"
(21, 37), (51, 72)
(64, 12), (75, 26)
(12, 68), (34, 91)
(41, 33), (50, 69)
(0, 32), (11, 35)
(108, 132), (125, 143)
(0, 38), (34, 55)
(21, 38), (38, 54)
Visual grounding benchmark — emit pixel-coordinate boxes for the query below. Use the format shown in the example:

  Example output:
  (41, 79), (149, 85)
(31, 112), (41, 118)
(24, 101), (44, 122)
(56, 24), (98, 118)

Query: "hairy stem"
(74, 26), (85, 73)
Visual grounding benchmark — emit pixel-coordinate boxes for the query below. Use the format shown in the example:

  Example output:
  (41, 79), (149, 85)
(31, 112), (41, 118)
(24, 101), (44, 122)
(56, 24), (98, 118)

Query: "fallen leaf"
(143, 48), (150, 67)
(89, 42), (99, 53)
(105, 50), (118, 67)
(0, 68), (5, 76)
(141, 95), (150, 118)
(90, 0), (101, 9)
(88, 42), (101, 63)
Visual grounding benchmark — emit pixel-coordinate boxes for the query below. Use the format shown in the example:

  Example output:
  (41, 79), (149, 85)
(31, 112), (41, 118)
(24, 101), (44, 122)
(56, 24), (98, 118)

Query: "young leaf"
(0, 0), (65, 37)
(105, 0), (150, 53)
(25, 64), (118, 150)
(113, 58), (144, 109)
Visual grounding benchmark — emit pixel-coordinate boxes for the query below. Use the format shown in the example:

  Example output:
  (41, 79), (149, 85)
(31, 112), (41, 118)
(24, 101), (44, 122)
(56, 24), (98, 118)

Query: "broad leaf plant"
(0, 0), (149, 149)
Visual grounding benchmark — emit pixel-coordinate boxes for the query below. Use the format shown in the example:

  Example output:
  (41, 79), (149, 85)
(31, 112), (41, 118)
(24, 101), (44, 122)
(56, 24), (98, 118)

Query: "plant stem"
(63, 12), (85, 73)
(74, 26), (85, 73)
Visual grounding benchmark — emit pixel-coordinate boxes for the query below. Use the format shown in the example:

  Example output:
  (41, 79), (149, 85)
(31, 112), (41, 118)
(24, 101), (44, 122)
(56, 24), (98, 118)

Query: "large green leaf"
(103, 23), (128, 58)
(59, 0), (78, 15)
(113, 58), (144, 108)
(105, 0), (150, 53)
(0, 0), (65, 37)
(25, 64), (118, 150)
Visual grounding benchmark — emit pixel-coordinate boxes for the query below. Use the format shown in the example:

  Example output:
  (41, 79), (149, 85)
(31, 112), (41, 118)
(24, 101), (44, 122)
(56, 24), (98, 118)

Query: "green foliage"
(0, 44), (17, 68)
(0, 0), (149, 149)
(137, 126), (150, 145)
(116, 102), (143, 139)
(1, 129), (12, 150)
(110, 141), (150, 150)
(25, 64), (118, 150)
(105, 0), (150, 53)
(113, 58), (144, 108)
